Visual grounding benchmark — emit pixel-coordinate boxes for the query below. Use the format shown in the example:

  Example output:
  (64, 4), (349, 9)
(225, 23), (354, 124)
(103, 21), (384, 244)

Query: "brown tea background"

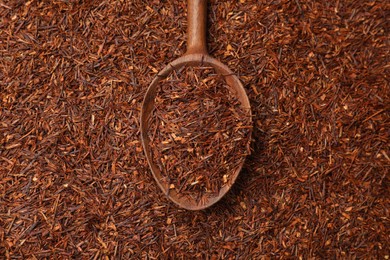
(1, 0), (389, 258)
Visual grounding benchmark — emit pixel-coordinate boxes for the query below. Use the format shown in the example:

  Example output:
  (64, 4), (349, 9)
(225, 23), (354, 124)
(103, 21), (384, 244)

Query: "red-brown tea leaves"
(148, 66), (251, 198)
(1, 0), (389, 258)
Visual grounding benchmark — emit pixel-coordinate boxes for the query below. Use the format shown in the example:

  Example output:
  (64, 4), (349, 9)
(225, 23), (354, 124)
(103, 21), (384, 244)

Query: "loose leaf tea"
(1, 0), (388, 258)
(148, 66), (251, 199)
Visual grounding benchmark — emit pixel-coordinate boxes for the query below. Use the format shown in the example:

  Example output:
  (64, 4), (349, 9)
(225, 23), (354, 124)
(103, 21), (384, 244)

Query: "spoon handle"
(186, 0), (208, 55)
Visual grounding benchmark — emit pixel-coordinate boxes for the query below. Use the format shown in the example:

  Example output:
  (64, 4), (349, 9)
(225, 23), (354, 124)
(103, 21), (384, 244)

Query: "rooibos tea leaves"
(148, 66), (252, 200)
